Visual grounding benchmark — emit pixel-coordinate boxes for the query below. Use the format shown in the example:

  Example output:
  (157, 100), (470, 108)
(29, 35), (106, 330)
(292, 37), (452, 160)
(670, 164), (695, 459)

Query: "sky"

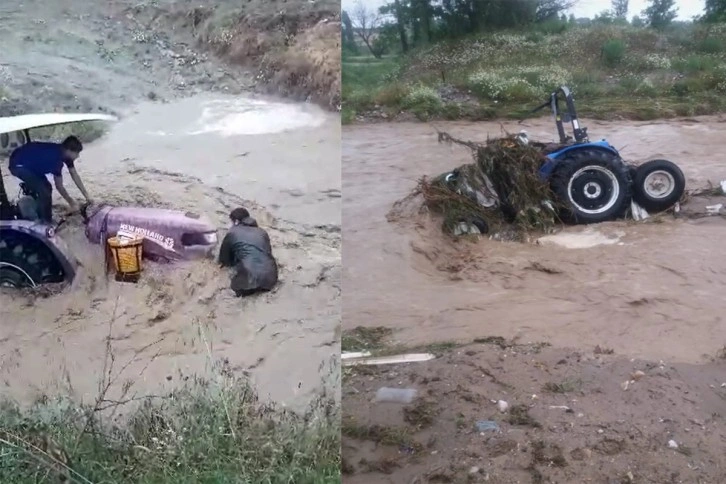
(341, 0), (706, 22)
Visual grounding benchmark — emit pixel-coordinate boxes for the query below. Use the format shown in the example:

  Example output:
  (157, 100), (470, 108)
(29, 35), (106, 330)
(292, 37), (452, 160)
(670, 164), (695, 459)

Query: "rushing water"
(0, 94), (341, 411)
(343, 116), (726, 363)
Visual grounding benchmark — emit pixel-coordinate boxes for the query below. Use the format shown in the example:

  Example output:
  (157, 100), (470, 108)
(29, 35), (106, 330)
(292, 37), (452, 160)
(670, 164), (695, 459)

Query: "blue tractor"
(529, 86), (686, 224)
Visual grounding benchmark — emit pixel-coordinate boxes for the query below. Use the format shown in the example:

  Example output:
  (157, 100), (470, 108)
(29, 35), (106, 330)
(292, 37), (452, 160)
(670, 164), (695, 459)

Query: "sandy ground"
(343, 342), (726, 483)
(341, 117), (726, 482)
(0, 0), (340, 412)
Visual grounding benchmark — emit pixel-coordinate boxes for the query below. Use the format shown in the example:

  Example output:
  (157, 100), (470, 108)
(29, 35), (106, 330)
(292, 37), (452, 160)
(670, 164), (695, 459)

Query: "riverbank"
(342, 24), (726, 124)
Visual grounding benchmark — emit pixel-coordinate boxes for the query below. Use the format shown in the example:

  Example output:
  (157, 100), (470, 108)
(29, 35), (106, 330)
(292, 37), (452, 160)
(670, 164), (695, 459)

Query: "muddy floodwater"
(0, 95), (341, 411)
(343, 116), (726, 363)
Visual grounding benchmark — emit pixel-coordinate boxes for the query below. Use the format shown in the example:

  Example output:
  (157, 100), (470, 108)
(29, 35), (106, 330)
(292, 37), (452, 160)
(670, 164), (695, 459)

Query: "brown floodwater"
(342, 116), (726, 363)
(0, 95), (341, 412)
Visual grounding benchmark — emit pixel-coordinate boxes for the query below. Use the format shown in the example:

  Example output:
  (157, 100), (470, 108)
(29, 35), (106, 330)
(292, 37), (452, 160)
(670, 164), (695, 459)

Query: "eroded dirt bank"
(0, 0), (339, 116)
(342, 117), (726, 364)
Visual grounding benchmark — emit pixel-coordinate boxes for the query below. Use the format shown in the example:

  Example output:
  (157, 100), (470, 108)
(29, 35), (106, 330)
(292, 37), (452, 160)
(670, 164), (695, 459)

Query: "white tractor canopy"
(0, 113), (118, 155)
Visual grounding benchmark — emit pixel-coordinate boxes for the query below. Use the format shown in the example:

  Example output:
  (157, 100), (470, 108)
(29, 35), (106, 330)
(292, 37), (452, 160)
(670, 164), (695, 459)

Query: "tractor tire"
(0, 232), (65, 288)
(550, 149), (632, 224)
(632, 159), (685, 213)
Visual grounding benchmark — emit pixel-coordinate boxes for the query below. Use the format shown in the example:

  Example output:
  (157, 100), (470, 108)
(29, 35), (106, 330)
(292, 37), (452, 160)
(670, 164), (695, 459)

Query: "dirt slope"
(0, 0), (339, 116)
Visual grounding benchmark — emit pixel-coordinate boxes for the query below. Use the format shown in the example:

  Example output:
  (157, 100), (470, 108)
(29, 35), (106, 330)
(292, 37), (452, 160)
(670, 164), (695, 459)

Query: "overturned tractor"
(428, 86), (686, 235)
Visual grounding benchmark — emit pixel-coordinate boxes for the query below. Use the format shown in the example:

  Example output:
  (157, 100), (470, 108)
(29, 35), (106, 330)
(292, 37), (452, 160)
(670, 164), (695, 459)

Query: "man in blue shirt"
(9, 136), (93, 223)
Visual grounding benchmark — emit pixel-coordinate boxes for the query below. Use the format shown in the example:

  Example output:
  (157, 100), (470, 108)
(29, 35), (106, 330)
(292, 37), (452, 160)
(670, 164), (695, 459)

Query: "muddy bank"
(131, 0), (341, 109)
(0, 0), (339, 118)
(342, 342), (726, 483)
(342, 117), (726, 364)
(0, 95), (341, 412)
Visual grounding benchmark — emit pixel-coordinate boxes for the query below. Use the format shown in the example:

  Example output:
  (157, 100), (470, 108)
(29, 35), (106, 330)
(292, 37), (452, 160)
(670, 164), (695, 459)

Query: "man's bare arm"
(53, 175), (76, 208)
(68, 167), (91, 201)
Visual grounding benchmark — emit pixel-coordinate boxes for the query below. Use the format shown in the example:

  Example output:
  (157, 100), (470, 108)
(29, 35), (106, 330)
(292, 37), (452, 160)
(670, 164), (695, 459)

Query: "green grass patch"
(0, 380), (339, 483)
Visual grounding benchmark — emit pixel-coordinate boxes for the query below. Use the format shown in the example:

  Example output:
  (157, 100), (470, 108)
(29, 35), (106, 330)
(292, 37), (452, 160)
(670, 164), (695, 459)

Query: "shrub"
(674, 55), (719, 73)
(697, 37), (724, 54)
(401, 84), (442, 118)
(601, 39), (626, 67)
(641, 53), (672, 70)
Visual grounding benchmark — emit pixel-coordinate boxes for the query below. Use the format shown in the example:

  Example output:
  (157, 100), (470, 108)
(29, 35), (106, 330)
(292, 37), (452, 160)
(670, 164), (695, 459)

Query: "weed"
(543, 378), (584, 394)
(342, 326), (394, 352)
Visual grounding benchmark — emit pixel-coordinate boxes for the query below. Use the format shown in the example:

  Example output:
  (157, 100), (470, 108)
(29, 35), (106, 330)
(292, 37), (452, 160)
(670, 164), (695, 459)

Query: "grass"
(0, 384), (339, 484)
(341, 56), (401, 123)
(342, 23), (726, 123)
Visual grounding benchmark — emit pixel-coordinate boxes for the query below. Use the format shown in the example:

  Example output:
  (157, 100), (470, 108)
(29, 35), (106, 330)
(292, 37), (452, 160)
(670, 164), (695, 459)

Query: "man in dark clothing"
(9, 136), (93, 223)
(218, 207), (279, 297)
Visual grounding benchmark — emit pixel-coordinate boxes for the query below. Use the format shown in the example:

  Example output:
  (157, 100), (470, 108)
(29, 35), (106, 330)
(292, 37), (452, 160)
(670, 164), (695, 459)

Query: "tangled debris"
(417, 131), (561, 240)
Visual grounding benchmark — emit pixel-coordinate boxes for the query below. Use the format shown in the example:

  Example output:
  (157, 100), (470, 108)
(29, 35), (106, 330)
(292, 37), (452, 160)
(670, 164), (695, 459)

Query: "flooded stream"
(0, 95), (341, 411)
(343, 116), (726, 363)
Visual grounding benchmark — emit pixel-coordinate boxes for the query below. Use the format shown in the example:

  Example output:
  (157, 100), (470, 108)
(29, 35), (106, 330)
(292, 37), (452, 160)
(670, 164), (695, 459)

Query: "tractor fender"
(539, 141), (621, 178)
(0, 222), (78, 283)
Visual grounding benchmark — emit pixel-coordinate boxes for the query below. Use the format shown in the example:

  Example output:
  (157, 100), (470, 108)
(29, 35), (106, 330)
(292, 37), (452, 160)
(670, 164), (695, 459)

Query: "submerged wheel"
(550, 149), (632, 224)
(632, 159), (685, 213)
(0, 232), (65, 288)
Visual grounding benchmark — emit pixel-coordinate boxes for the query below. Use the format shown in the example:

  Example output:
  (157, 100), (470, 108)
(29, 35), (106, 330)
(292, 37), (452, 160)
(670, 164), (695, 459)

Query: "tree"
(631, 15), (644, 26)
(350, 1), (385, 58)
(535, 0), (577, 22)
(341, 11), (359, 55)
(703, 0), (726, 22)
(594, 10), (615, 23)
(642, 0), (678, 30)
(392, 0), (410, 52)
(612, 0), (629, 18)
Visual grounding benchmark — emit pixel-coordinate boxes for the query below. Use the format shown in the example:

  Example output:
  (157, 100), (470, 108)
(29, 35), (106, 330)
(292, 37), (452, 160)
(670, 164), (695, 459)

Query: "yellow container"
(107, 236), (144, 275)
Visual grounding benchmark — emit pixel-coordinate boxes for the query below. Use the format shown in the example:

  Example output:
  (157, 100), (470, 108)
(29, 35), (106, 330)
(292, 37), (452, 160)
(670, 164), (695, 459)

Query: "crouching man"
(218, 207), (279, 297)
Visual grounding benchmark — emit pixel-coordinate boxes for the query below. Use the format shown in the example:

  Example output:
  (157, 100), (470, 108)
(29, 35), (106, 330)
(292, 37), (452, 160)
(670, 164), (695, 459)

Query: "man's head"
(61, 136), (83, 162)
(229, 207), (250, 225)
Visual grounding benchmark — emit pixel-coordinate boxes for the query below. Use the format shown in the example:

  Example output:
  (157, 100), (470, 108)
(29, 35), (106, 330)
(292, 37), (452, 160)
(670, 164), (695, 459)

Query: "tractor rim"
(567, 165), (620, 215)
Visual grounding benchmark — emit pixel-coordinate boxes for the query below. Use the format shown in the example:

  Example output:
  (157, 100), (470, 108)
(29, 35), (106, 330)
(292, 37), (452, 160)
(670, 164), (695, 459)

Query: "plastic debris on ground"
(375, 387), (418, 404)
(342, 353), (436, 367)
(706, 203), (723, 215)
(475, 420), (500, 432)
(630, 200), (650, 221)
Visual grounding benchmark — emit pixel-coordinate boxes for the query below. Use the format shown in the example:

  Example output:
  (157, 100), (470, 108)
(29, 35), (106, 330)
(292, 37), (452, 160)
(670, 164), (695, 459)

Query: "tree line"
(343, 0), (726, 58)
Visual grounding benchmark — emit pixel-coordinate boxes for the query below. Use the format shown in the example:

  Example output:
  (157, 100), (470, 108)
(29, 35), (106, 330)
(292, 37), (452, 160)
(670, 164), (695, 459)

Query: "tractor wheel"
(0, 232), (65, 288)
(632, 159), (685, 213)
(550, 149), (632, 224)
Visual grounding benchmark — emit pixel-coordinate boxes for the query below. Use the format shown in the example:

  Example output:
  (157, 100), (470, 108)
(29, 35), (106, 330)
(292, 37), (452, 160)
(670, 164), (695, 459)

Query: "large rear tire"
(0, 232), (65, 288)
(631, 159), (685, 213)
(550, 149), (632, 224)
